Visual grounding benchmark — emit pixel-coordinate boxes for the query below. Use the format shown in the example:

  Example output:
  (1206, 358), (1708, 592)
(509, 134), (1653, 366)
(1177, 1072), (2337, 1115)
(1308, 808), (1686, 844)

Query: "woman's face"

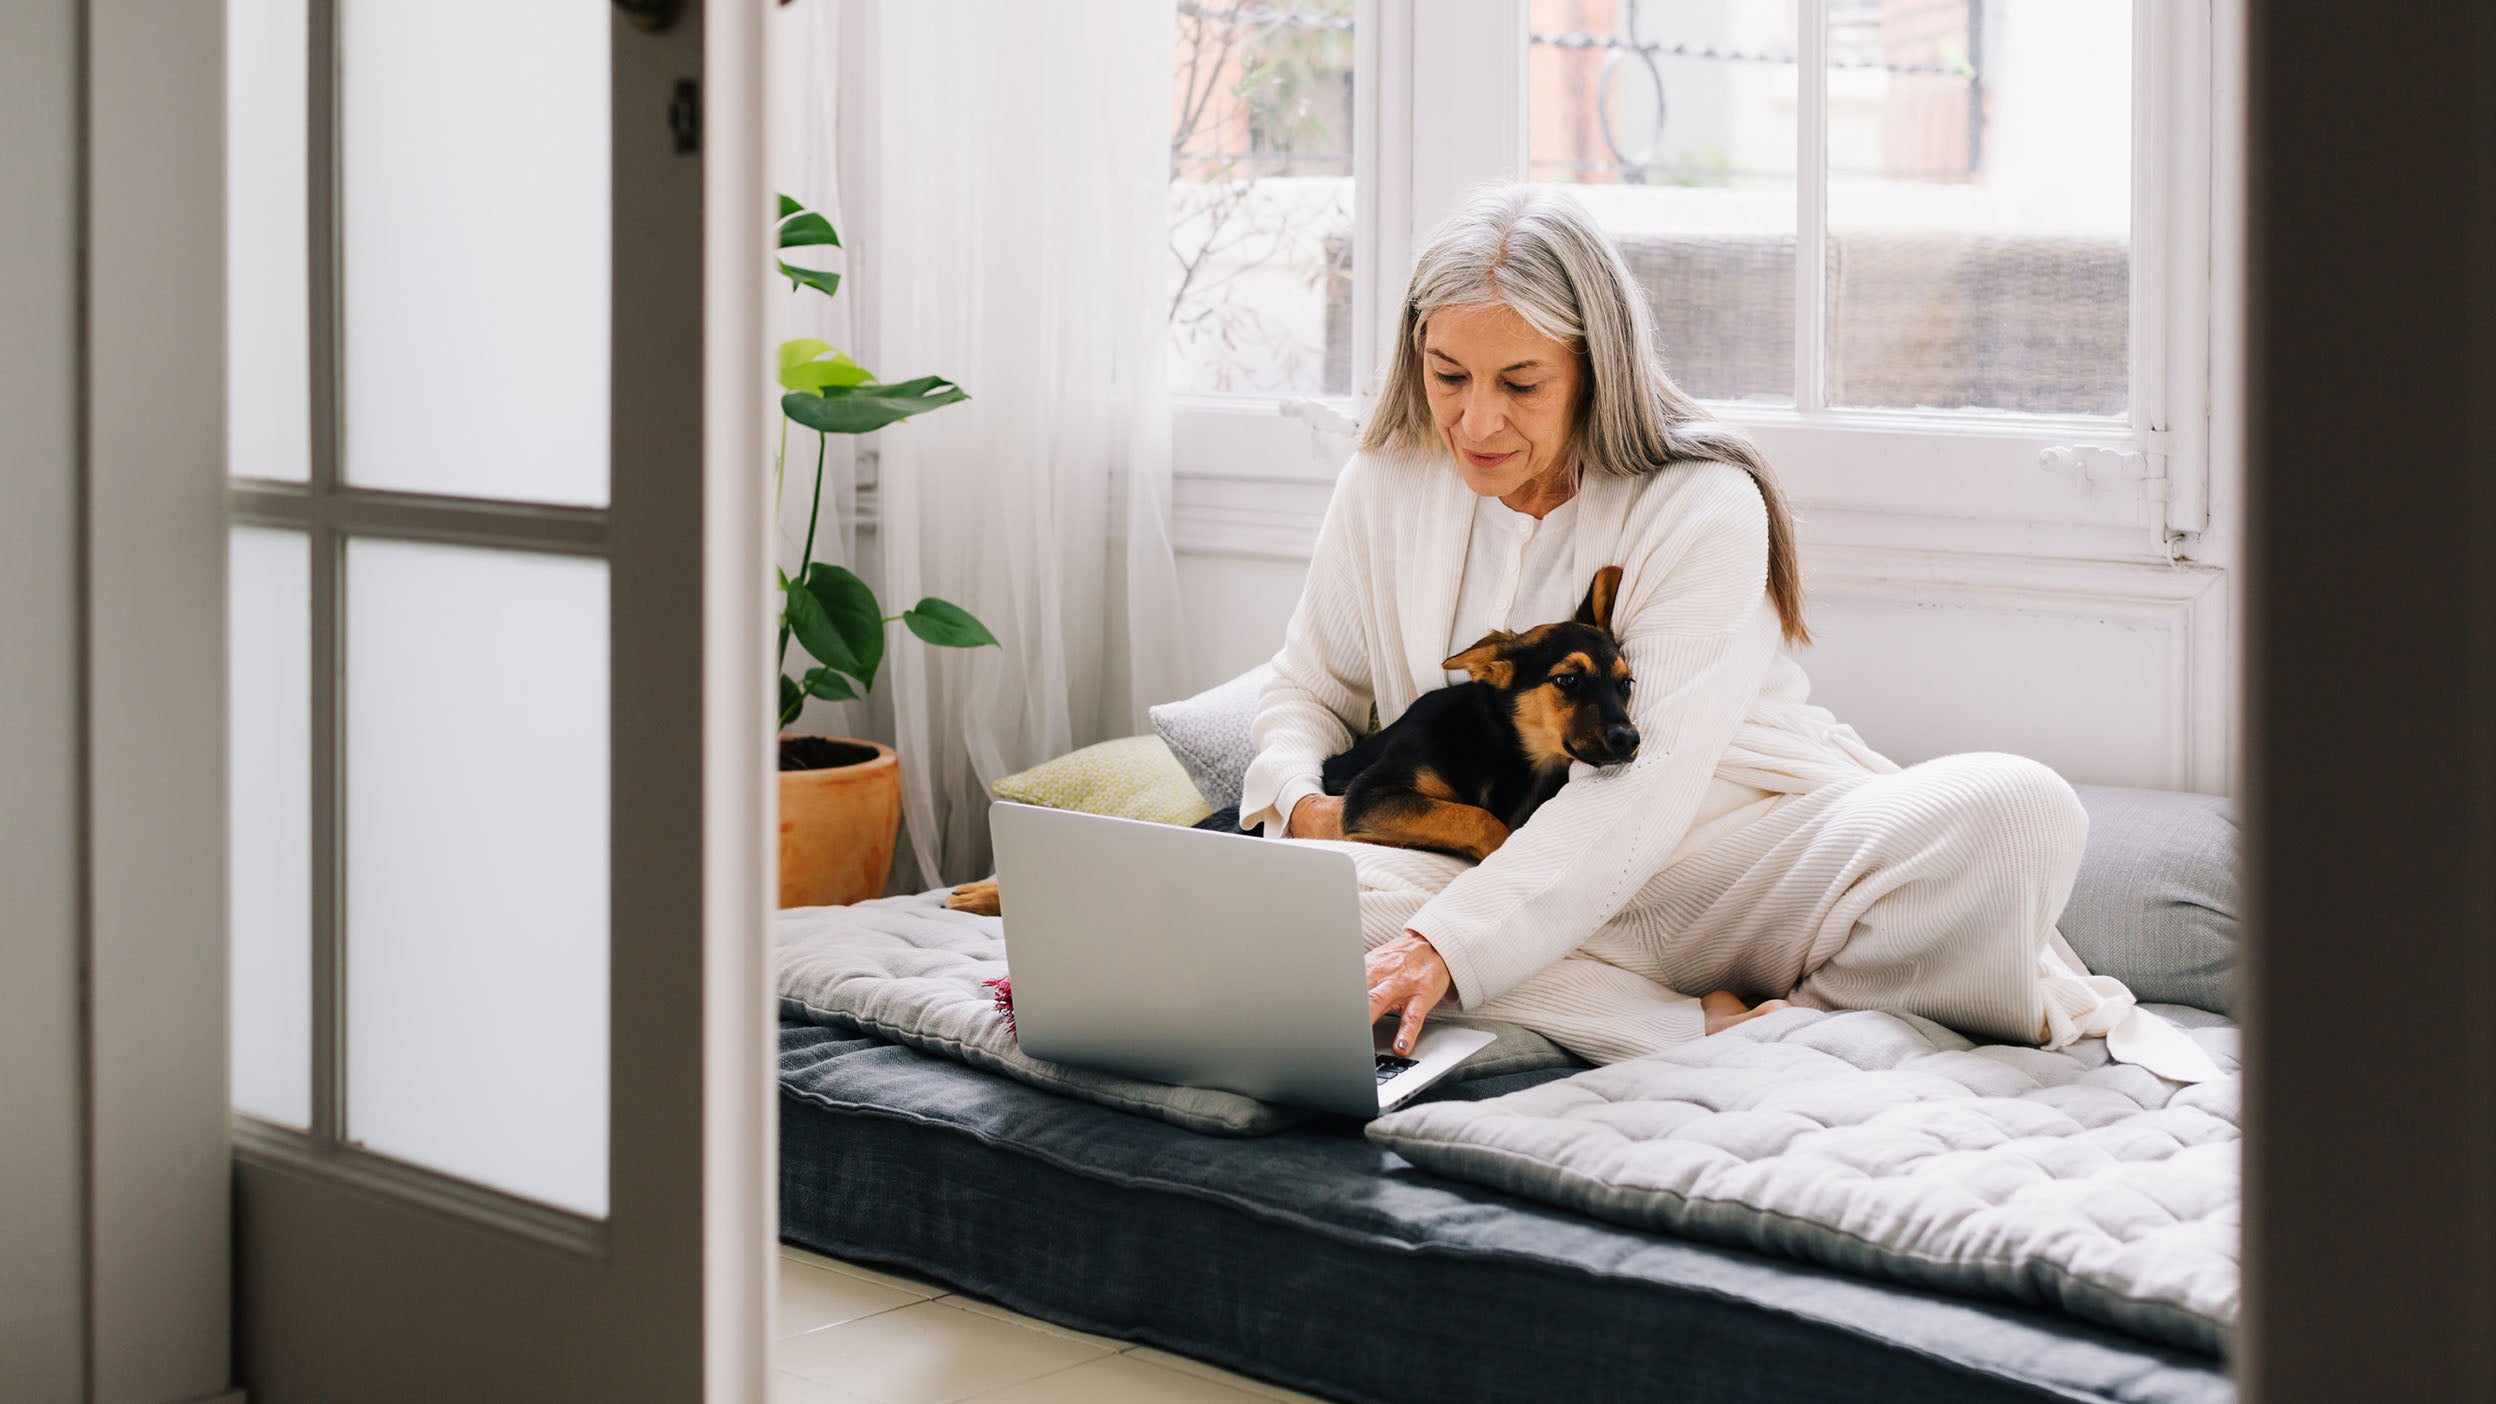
(1422, 302), (1583, 504)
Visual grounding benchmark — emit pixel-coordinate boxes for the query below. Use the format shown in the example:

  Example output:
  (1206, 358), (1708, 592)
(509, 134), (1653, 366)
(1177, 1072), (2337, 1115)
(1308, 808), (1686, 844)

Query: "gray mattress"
(778, 1022), (2234, 1404)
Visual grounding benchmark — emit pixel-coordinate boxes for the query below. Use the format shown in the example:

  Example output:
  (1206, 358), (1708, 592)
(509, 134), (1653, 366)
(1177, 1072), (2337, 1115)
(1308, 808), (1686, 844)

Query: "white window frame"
(1171, 0), (2223, 561)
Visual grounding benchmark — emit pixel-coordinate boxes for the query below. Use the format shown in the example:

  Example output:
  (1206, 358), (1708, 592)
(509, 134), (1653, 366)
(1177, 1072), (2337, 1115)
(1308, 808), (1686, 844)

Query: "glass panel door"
(221, 0), (768, 1393)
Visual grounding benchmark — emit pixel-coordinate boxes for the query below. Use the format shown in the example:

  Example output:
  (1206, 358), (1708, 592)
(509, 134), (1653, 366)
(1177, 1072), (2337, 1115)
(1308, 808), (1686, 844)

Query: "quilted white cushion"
(1368, 1004), (2239, 1354)
(775, 887), (1576, 1136)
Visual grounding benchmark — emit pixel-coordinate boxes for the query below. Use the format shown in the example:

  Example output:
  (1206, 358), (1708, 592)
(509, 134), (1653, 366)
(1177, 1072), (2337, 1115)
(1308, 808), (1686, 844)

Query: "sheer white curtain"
(794, 0), (1186, 890)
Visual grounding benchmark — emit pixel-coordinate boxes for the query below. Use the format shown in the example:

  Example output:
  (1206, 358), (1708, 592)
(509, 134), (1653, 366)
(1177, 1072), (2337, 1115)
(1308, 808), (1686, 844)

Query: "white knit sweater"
(1241, 447), (1898, 1012)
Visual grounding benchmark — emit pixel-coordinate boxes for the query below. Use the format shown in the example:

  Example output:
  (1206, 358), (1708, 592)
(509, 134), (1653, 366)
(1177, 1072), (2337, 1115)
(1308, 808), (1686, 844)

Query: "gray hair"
(1360, 182), (1809, 645)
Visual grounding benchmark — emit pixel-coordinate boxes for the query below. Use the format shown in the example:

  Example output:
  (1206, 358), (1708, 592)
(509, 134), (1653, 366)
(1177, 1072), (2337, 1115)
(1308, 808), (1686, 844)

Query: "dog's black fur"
(1318, 565), (1638, 862)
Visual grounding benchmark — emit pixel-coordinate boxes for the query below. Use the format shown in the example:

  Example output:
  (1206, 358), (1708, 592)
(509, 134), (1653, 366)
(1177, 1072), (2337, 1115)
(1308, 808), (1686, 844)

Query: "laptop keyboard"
(1373, 1053), (1420, 1084)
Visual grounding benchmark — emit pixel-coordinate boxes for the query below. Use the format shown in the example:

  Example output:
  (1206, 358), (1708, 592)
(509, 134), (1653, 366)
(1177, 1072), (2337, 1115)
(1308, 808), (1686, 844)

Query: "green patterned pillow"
(991, 734), (1215, 827)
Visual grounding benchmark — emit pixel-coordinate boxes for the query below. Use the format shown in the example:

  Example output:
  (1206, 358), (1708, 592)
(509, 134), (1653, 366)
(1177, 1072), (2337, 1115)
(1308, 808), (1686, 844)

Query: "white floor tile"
(783, 1246), (951, 1303)
(1126, 1346), (1329, 1402)
(779, 1256), (926, 1338)
(941, 1292), (1128, 1352)
(956, 1352), (1280, 1404)
(773, 1370), (882, 1404)
(776, 1298), (1114, 1404)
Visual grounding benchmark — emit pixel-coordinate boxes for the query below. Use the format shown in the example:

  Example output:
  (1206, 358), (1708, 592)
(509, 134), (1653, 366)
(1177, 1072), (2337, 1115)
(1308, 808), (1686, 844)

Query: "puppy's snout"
(1603, 724), (1640, 759)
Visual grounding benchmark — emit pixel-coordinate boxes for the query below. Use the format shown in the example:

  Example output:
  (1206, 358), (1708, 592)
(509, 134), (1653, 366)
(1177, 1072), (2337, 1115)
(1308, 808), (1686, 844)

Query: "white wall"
(0, 1), (91, 1399)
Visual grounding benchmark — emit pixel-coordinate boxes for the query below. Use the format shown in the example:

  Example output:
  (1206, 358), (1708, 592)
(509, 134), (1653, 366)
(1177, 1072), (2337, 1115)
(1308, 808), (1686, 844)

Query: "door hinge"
(667, 78), (700, 156)
(613, 0), (682, 33)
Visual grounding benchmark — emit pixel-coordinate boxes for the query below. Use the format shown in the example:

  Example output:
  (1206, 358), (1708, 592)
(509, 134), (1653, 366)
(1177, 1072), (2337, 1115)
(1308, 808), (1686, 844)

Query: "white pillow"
(1147, 664), (1274, 808)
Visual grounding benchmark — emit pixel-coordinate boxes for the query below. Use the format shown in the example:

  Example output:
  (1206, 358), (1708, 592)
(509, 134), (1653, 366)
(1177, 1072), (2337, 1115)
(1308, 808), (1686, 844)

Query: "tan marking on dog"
(1513, 621), (1565, 649)
(1509, 685), (1575, 768)
(1347, 795), (1512, 863)
(946, 879), (1002, 917)
(1576, 565), (1623, 631)
(1611, 658), (1633, 681)
(1442, 632), (1519, 688)
(1557, 650), (1595, 679)
(1411, 767), (1461, 802)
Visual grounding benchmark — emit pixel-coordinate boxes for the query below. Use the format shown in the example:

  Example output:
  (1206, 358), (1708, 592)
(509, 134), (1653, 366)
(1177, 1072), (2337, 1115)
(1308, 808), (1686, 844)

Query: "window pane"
(338, 0), (610, 505)
(344, 540), (608, 1216)
(226, 0), (309, 482)
(1529, 0), (1798, 406)
(1169, 0), (1355, 397)
(1825, 0), (2130, 414)
(229, 526), (311, 1128)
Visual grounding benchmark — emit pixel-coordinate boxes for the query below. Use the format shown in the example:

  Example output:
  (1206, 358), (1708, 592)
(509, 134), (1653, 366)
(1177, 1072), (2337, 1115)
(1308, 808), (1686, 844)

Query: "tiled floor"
(774, 1245), (1328, 1404)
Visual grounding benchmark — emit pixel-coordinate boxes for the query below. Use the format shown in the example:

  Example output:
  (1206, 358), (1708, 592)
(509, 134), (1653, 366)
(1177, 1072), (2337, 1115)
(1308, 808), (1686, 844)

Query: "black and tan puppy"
(1318, 564), (1636, 863)
(946, 564), (1635, 916)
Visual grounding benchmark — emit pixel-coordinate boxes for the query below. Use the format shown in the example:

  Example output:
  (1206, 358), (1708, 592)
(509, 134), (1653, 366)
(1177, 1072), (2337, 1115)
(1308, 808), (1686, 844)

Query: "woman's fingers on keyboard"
(1394, 995), (1435, 1055)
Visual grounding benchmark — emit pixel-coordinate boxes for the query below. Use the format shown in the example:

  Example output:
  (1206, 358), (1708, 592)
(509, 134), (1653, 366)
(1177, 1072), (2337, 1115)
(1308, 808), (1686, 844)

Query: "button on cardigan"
(1240, 447), (1897, 1012)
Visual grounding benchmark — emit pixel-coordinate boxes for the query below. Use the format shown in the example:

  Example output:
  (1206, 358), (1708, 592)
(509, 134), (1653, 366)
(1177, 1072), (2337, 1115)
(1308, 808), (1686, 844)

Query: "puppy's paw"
(946, 878), (1002, 917)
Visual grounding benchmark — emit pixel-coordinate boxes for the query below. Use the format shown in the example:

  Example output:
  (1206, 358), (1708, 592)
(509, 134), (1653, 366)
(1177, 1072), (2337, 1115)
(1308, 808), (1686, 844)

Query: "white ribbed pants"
(1321, 751), (2095, 1065)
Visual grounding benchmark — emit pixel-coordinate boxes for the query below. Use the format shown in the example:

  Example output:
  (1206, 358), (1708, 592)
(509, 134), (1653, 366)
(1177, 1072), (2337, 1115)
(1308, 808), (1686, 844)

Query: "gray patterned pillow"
(2062, 784), (2239, 1015)
(1148, 664), (1273, 808)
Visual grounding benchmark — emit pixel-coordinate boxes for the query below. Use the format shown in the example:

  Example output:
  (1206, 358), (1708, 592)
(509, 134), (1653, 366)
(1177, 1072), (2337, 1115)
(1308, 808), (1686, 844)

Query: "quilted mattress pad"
(1366, 1004), (2239, 1354)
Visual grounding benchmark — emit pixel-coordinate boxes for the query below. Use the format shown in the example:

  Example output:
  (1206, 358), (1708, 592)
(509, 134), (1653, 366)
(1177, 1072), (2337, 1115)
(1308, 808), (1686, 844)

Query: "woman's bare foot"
(1702, 990), (1791, 1036)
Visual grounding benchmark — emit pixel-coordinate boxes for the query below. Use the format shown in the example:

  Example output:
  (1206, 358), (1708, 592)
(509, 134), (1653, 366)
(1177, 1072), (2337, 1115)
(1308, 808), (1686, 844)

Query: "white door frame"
(70, 0), (773, 1399)
(85, 0), (246, 1398)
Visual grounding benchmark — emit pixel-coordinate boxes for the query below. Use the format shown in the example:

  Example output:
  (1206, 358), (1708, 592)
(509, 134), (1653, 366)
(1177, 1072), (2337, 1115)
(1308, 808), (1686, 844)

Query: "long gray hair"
(1361, 182), (1809, 646)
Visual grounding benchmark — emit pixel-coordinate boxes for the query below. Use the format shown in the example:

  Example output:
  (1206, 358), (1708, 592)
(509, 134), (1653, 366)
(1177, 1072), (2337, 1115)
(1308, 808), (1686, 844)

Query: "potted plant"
(773, 194), (997, 908)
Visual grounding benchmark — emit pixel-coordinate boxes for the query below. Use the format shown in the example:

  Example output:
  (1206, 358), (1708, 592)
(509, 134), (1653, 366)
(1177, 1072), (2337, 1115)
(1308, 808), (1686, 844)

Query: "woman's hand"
(1287, 793), (1346, 840)
(1365, 930), (1453, 1056)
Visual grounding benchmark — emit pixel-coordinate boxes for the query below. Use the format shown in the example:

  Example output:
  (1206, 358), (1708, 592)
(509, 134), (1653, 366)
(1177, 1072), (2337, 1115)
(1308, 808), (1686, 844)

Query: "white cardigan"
(1241, 447), (1898, 1012)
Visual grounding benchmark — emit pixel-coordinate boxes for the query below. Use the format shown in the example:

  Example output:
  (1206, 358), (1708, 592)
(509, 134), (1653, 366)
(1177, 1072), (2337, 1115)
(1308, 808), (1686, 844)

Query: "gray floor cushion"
(781, 1022), (2235, 1404)
(1369, 1002), (2239, 1355)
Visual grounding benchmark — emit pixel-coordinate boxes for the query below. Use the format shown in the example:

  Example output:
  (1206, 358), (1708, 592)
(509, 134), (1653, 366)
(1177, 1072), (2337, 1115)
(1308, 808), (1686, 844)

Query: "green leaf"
(778, 260), (841, 300)
(779, 337), (832, 370)
(778, 673), (804, 729)
(802, 666), (860, 702)
(777, 193), (803, 219)
(902, 597), (999, 649)
(777, 340), (872, 393)
(782, 575), (861, 679)
(801, 563), (884, 691)
(777, 211), (840, 249)
(781, 376), (969, 435)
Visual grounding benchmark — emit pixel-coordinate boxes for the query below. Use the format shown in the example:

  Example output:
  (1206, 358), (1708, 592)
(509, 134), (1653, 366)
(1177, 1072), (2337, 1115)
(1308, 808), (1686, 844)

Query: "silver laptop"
(988, 802), (1495, 1118)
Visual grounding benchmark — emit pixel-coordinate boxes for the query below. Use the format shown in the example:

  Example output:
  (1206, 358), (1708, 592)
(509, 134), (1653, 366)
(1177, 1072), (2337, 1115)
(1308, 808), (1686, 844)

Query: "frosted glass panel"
(338, 0), (610, 505)
(345, 540), (608, 1216)
(226, 0), (310, 481)
(228, 527), (311, 1127)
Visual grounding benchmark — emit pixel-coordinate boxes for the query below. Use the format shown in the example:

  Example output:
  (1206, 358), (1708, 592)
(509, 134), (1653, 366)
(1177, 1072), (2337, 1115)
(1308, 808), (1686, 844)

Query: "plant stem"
(777, 429), (830, 672)
(772, 414), (788, 518)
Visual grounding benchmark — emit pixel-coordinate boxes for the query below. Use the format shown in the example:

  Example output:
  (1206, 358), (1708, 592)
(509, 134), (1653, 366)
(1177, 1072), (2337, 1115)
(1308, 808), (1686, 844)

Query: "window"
(1529, 0), (2131, 417)
(1168, 0), (1358, 397)
(1170, 0), (2218, 554)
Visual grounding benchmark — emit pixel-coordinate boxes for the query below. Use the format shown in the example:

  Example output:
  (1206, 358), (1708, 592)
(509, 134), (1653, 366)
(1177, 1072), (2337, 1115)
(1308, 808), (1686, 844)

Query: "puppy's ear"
(1575, 565), (1624, 632)
(1443, 631), (1519, 688)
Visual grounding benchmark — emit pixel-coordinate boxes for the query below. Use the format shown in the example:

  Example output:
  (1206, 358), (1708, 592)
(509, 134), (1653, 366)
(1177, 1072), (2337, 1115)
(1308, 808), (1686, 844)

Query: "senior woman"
(1240, 183), (2172, 1074)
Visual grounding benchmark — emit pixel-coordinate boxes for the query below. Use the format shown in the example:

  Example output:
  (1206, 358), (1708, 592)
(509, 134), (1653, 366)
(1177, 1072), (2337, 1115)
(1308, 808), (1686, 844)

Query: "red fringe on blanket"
(984, 976), (1015, 1034)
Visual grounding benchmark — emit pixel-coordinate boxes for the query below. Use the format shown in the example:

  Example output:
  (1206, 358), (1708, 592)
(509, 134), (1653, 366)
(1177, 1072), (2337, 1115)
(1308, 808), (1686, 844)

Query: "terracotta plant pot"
(778, 736), (902, 909)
